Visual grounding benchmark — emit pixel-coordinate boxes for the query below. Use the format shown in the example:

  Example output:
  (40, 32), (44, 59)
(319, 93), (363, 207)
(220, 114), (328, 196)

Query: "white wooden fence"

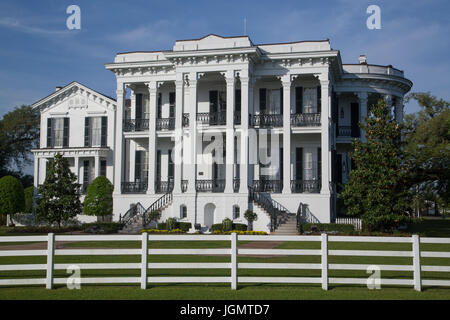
(0, 233), (450, 291)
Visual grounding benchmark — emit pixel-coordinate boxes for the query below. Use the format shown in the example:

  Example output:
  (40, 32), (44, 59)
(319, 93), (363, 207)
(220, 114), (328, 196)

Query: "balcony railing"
(290, 180), (320, 193)
(155, 180), (174, 193)
(156, 118), (175, 131)
(252, 180), (282, 193)
(290, 113), (321, 127)
(251, 114), (283, 128)
(337, 126), (361, 138)
(121, 181), (148, 194)
(196, 111), (227, 126)
(234, 113), (241, 125)
(123, 119), (149, 132)
(195, 179), (225, 192)
(181, 180), (188, 192)
(182, 113), (190, 127)
(233, 178), (240, 192)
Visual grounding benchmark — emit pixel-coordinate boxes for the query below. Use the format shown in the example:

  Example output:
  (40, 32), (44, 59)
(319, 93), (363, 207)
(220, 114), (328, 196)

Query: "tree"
(0, 176), (25, 225)
(404, 92), (449, 214)
(24, 186), (34, 214)
(83, 176), (114, 222)
(340, 99), (412, 232)
(35, 154), (82, 227)
(244, 210), (258, 231)
(0, 105), (40, 171)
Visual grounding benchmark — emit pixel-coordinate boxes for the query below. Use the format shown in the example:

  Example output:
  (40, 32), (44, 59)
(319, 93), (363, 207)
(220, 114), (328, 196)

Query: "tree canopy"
(83, 176), (114, 219)
(0, 175), (25, 218)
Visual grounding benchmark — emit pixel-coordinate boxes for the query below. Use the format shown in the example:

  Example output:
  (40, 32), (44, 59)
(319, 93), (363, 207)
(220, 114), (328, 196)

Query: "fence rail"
(1, 234), (450, 291)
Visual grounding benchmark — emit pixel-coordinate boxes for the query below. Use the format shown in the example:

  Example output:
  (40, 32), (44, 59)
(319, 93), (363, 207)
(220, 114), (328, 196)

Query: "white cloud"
(0, 17), (72, 36)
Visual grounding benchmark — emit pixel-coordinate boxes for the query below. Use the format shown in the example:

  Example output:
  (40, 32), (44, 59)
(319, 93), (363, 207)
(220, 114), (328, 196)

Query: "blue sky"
(0, 0), (449, 118)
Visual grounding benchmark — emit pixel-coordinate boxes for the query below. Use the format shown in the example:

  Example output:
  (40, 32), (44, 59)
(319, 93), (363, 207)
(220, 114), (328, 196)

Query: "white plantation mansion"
(31, 34), (412, 233)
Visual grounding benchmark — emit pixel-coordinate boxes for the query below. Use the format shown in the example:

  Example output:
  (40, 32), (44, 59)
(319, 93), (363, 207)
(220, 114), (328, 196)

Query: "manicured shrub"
(81, 222), (124, 234)
(167, 217), (177, 231)
(222, 218), (232, 231)
(232, 223), (248, 231)
(211, 223), (223, 232)
(23, 186), (34, 214)
(244, 210), (258, 231)
(157, 222), (167, 230)
(83, 176), (114, 221)
(4, 225), (81, 234)
(0, 176), (25, 224)
(148, 210), (161, 223)
(178, 222), (192, 232)
(140, 228), (185, 234)
(300, 223), (355, 234)
(212, 230), (267, 235)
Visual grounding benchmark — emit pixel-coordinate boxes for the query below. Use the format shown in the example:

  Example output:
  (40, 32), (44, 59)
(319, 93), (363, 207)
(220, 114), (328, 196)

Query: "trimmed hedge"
(157, 221), (192, 232)
(300, 223), (355, 234)
(212, 223), (248, 232)
(81, 222), (124, 234)
(212, 230), (267, 235)
(3, 225), (81, 234)
(140, 228), (185, 234)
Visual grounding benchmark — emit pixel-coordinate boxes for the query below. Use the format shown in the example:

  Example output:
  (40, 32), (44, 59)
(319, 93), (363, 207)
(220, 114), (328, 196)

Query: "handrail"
(248, 186), (292, 232)
(119, 203), (146, 226)
(142, 192), (173, 226)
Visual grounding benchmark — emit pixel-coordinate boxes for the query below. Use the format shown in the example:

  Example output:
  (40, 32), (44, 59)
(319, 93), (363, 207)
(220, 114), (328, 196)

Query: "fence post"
(141, 232), (148, 289)
(46, 232), (55, 289)
(231, 232), (238, 290)
(412, 234), (422, 292)
(321, 233), (328, 290)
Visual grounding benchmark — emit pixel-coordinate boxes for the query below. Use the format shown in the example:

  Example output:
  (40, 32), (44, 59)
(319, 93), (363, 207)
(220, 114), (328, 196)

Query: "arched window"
(233, 205), (240, 219)
(180, 205), (187, 219)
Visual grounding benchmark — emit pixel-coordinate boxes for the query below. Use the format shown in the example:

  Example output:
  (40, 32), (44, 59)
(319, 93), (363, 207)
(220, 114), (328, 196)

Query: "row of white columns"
(113, 71), (333, 195)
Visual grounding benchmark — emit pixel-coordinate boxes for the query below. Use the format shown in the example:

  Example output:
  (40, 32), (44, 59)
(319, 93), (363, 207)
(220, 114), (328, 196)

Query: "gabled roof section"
(32, 81), (117, 111)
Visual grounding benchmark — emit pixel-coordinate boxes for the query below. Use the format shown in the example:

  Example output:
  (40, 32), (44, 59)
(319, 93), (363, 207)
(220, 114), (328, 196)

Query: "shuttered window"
(169, 92), (175, 118)
(259, 88), (266, 114)
(296, 148), (303, 180)
(295, 87), (303, 113)
(101, 116), (107, 147)
(317, 86), (321, 113)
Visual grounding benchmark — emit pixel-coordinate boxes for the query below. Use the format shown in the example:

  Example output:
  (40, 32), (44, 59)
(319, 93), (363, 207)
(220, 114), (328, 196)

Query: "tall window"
(180, 205), (187, 219)
(303, 149), (318, 181)
(259, 88), (282, 114)
(303, 88), (318, 113)
(233, 206), (240, 219)
(169, 92), (175, 118)
(85, 117), (107, 147)
(47, 118), (69, 148)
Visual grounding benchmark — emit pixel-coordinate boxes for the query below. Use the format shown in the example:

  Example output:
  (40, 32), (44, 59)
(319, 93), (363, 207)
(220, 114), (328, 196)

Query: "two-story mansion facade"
(32, 34), (412, 232)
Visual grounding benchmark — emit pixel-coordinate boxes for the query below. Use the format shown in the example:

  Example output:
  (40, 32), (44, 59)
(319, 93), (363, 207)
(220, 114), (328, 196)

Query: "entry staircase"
(248, 186), (297, 235)
(119, 192), (173, 234)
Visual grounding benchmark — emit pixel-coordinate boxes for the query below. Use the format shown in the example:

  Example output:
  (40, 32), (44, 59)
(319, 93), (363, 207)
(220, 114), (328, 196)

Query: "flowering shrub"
(212, 230), (267, 235)
(140, 228), (185, 234)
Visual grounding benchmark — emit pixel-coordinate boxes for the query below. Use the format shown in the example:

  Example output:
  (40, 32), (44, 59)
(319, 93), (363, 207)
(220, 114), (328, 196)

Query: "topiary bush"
(24, 186), (34, 214)
(83, 176), (114, 221)
(0, 175), (25, 224)
(232, 223), (248, 231)
(148, 210), (161, 223)
(222, 218), (232, 231)
(167, 217), (177, 231)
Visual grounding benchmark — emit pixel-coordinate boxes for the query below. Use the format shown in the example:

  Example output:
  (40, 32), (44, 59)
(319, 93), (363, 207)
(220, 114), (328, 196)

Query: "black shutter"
(47, 118), (52, 148)
(280, 147), (283, 180)
(168, 149), (174, 180)
(100, 160), (107, 177)
(296, 148), (303, 180)
(135, 151), (141, 181)
(101, 116), (107, 147)
(63, 118), (70, 147)
(209, 91), (218, 113)
(259, 88), (266, 114)
(333, 92), (339, 136)
(317, 86), (321, 113)
(336, 153), (342, 186)
(295, 87), (303, 114)
(350, 103), (360, 137)
(156, 93), (161, 119)
(84, 117), (90, 147)
(280, 88), (283, 115)
(136, 94), (143, 119)
(318, 148), (322, 181)
(156, 150), (161, 181)
(169, 92), (175, 118)
(235, 89), (241, 113)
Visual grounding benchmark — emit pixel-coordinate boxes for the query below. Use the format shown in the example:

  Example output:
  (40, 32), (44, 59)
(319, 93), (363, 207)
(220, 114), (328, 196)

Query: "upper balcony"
(123, 119), (149, 132)
(290, 113), (321, 127)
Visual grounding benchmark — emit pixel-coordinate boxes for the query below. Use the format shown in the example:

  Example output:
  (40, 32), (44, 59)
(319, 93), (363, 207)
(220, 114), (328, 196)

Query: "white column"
(320, 76), (331, 195)
(33, 155), (39, 197)
(187, 73), (198, 193)
(113, 84), (125, 194)
(129, 87), (137, 181)
(173, 77), (184, 194)
(225, 72), (235, 193)
(94, 155), (100, 178)
(282, 76), (292, 194)
(147, 82), (157, 194)
(74, 156), (79, 182)
(384, 94), (393, 116)
(357, 92), (368, 142)
(239, 76), (251, 193)
(395, 96), (404, 123)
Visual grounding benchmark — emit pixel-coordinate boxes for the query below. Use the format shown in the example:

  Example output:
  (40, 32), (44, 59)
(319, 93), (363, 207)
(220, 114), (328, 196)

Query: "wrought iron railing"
(290, 180), (321, 193)
(252, 180), (282, 193)
(337, 126), (352, 137)
(182, 113), (189, 127)
(290, 113), (321, 127)
(119, 202), (146, 226)
(156, 118), (175, 131)
(234, 113), (241, 125)
(251, 114), (283, 128)
(123, 119), (149, 132)
(155, 180), (174, 193)
(121, 181), (148, 194)
(233, 178), (240, 192)
(142, 192), (173, 226)
(195, 179), (225, 192)
(248, 186), (292, 232)
(196, 111), (227, 126)
(181, 180), (188, 192)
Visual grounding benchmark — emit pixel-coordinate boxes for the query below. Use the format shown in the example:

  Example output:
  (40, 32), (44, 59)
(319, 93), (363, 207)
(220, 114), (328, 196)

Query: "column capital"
(384, 94), (393, 105)
(145, 81), (157, 94)
(357, 91), (368, 102)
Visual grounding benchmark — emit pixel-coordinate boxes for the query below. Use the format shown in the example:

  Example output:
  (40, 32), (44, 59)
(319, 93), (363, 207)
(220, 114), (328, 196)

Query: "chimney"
(358, 55), (367, 64)
(55, 86), (62, 91)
